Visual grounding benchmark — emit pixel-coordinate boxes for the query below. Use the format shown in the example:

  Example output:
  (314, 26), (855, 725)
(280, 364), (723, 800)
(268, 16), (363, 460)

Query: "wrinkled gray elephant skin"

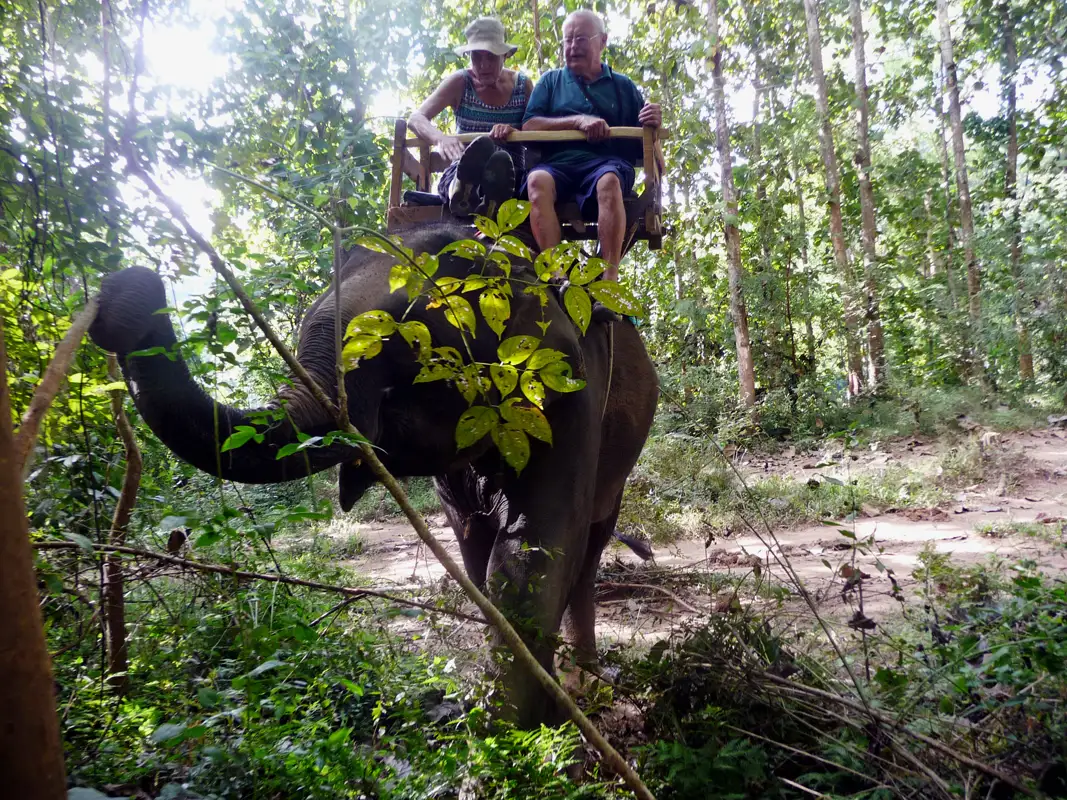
(88, 224), (658, 727)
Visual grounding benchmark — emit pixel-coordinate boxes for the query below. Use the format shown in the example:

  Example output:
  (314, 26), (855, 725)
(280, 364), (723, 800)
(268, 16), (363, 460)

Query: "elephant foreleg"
(563, 490), (623, 671)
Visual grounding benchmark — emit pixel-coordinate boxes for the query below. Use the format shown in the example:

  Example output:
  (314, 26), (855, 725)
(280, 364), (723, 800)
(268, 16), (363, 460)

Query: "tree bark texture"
(803, 0), (864, 398)
(791, 151), (817, 367)
(708, 0), (757, 408)
(102, 355), (142, 693)
(0, 319), (67, 799)
(1001, 3), (1034, 380)
(937, 0), (982, 362)
(849, 0), (886, 392)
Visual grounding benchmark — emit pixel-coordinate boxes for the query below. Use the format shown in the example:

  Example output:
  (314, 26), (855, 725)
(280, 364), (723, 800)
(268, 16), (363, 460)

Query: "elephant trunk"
(91, 267), (357, 484)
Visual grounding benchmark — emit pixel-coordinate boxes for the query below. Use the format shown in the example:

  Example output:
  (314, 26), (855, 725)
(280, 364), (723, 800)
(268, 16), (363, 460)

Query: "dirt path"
(329, 427), (1067, 649)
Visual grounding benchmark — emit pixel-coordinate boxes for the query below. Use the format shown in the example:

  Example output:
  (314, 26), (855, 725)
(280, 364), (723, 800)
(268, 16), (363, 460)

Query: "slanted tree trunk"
(0, 320), (67, 798)
(937, 0), (982, 375)
(708, 0), (756, 408)
(791, 148), (817, 368)
(803, 0), (864, 399)
(1001, 2), (1034, 380)
(849, 0), (886, 392)
(102, 355), (142, 694)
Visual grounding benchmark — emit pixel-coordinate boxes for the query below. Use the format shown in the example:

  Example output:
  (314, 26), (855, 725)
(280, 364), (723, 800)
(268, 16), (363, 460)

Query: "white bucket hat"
(454, 17), (518, 57)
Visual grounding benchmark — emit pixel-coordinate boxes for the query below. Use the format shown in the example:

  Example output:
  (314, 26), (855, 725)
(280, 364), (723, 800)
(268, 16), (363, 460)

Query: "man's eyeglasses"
(563, 33), (603, 46)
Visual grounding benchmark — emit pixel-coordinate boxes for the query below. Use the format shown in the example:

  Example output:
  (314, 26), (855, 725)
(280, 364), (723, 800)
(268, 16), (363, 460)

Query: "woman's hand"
(439, 136), (466, 162)
(489, 124), (516, 142)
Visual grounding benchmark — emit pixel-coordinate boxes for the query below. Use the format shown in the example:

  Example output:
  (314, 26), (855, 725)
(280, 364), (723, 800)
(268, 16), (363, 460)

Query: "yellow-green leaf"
(588, 280), (644, 317)
(456, 363), (489, 404)
(456, 405), (498, 449)
(462, 275), (488, 293)
(415, 252), (439, 278)
(413, 363), (453, 383)
(498, 335), (540, 365)
(354, 234), (394, 254)
(346, 310), (396, 338)
(520, 370), (546, 408)
(492, 423), (530, 474)
(540, 360), (586, 393)
(500, 399), (552, 444)
(389, 263), (416, 294)
(496, 235), (531, 263)
(474, 215), (501, 240)
(397, 321), (431, 360)
(527, 348), (566, 370)
(486, 250), (512, 277)
(342, 335), (382, 369)
(570, 257), (607, 286)
(442, 295), (477, 334)
(490, 364), (519, 397)
(439, 239), (486, 261)
(433, 276), (463, 296)
(497, 199), (531, 233)
(479, 289), (510, 337)
(564, 286), (592, 335)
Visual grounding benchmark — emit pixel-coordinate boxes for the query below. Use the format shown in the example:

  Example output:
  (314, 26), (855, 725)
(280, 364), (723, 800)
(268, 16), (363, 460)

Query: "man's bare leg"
(595, 173), (626, 281)
(527, 170), (562, 254)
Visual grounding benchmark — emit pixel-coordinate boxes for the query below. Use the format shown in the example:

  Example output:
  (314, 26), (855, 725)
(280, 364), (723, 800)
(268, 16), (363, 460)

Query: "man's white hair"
(563, 9), (606, 35)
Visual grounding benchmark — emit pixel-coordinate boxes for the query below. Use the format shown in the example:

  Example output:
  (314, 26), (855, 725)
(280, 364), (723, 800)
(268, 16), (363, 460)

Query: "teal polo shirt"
(521, 64), (645, 167)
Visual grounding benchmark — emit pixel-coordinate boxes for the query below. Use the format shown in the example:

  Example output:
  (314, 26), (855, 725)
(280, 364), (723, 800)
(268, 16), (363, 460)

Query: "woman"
(408, 17), (534, 217)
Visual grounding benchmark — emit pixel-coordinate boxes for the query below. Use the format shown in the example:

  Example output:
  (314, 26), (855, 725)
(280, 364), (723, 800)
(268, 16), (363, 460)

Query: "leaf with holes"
(430, 276), (463, 298)
(524, 284), (549, 308)
(456, 406), (499, 449)
(588, 280), (643, 317)
(527, 348), (566, 370)
(342, 335), (382, 369)
(397, 321), (431, 361)
(414, 363), (454, 383)
(498, 335), (540, 365)
(497, 199), (531, 233)
(540, 360), (586, 393)
(570, 257), (607, 286)
(479, 289), (510, 337)
(442, 295), (476, 334)
(520, 371), (546, 408)
(456, 363), (490, 404)
(496, 235), (531, 263)
(439, 239), (486, 261)
(564, 286), (591, 334)
(346, 310), (396, 338)
(221, 425), (263, 453)
(474, 215), (501, 240)
(492, 423), (530, 474)
(490, 364), (519, 397)
(501, 399), (552, 444)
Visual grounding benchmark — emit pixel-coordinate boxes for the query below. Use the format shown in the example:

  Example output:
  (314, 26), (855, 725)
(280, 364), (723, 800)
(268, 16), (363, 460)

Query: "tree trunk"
(0, 319), (68, 798)
(1001, 2), (1034, 380)
(803, 0), (864, 398)
(849, 0), (886, 392)
(791, 150), (817, 368)
(935, 82), (959, 306)
(708, 0), (756, 408)
(937, 0), (982, 374)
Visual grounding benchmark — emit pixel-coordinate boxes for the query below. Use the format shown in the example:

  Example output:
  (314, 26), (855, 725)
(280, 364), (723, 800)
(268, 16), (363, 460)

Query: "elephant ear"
(338, 461), (377, 512)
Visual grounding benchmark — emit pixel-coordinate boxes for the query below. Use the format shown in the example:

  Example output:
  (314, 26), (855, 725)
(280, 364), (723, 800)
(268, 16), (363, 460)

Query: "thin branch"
(14, 297), (99, 477)
(34, 541), (487, 625)
(598, 581), (703, 614)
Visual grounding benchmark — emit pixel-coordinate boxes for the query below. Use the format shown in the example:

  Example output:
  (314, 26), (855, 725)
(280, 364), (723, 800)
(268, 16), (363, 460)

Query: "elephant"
(88, 224), (658, 728)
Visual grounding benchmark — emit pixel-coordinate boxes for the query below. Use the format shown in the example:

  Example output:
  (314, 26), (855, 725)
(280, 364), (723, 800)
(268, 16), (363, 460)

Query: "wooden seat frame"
(386, 120), (664, 252)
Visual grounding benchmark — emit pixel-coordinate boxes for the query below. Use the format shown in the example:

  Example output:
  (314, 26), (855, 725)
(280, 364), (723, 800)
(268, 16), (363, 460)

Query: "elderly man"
(521, 10), (662, 283)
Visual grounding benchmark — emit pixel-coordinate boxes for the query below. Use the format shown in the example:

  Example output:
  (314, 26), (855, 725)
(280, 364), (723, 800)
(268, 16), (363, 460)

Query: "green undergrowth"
(975, 519), (1067, 544)
(606, 556), (1067, 798)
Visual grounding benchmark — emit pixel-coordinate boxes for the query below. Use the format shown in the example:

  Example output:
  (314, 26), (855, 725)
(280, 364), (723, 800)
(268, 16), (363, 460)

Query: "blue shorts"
(522, 156), (635, 216)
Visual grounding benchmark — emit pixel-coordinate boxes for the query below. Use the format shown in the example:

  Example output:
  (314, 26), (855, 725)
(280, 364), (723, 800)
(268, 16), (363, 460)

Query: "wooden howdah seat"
(386, 119), (666, 253)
